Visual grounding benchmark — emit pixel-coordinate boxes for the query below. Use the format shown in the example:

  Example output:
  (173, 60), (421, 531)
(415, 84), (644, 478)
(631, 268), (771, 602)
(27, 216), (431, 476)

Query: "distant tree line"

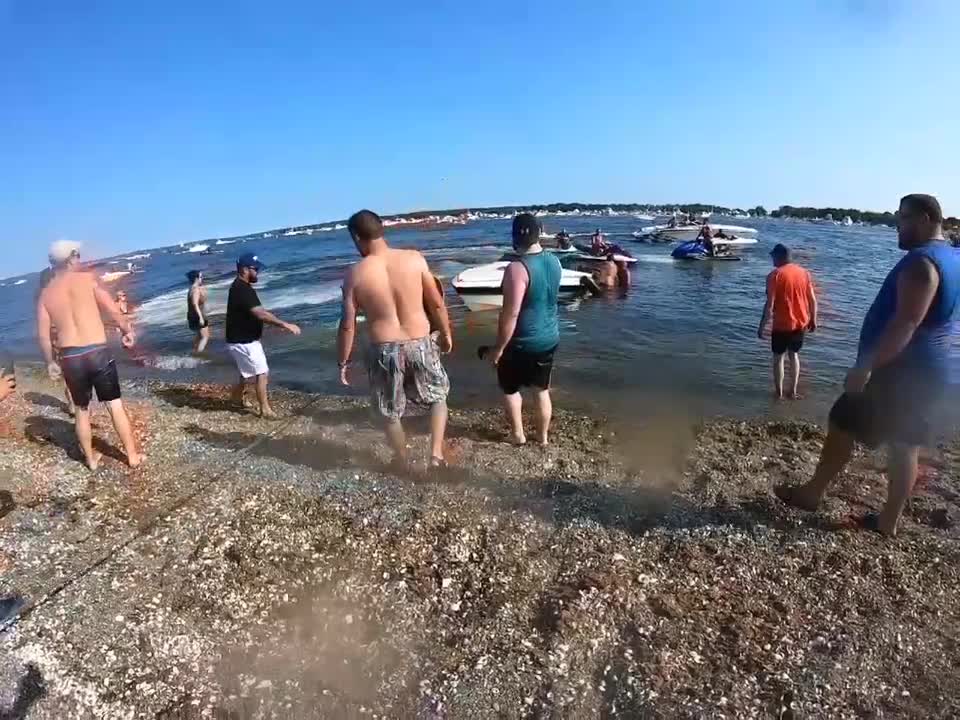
(771, 205), (960, 229)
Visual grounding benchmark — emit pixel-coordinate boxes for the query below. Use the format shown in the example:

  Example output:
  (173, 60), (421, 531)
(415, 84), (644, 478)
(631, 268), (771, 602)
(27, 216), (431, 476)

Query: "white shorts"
(227, 341), (269, 379)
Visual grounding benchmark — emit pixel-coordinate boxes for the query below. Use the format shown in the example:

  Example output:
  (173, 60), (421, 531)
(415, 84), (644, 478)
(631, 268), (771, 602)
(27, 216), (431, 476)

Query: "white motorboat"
(570, 252), (637, 264)
(635, 223), (758, 242)
(452, 261), (599, 311)
(187, 243), (210, 253)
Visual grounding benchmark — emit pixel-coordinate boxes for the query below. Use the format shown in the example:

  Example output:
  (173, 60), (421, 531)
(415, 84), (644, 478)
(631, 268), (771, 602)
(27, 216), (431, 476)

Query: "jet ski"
(671, 240), (742, 261)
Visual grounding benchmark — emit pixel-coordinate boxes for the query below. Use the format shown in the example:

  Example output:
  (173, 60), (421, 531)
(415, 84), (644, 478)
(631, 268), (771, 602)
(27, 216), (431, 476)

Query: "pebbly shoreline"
(0, 370), (958, 718)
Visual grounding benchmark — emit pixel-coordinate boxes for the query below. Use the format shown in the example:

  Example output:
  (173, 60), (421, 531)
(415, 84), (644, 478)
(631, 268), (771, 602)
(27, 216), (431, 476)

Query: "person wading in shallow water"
(225, 253), (301, 419)
(186, 270), (210, 353)
(36, 241), (143, 470)
(337, 210), (453, 469)
(758, 243), (818, 399)
(776, 194), (960, 537)
(489, 213), (562, 447)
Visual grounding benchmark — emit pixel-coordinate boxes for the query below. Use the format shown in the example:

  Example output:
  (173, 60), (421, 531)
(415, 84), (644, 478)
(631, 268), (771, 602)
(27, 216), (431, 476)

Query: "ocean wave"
(136, 276), (341, 328)
(142, 354), (212, 371)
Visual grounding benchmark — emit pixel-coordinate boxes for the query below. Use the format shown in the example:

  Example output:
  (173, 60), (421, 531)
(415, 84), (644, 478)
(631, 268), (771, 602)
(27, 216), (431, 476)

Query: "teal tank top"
(510, 251), (562, 353)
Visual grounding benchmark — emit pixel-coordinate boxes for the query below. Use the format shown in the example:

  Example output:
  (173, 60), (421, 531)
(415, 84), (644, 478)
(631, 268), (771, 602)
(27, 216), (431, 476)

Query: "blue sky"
(1, 0), (957, 274)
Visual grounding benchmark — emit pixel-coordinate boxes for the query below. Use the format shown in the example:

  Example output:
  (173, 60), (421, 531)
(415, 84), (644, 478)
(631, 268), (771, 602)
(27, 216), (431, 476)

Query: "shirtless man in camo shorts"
(337, 210), (453, 468)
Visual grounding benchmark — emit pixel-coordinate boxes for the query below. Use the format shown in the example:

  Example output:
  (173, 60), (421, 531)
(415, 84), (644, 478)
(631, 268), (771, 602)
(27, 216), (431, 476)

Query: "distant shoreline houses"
(212, 201), (959, 245)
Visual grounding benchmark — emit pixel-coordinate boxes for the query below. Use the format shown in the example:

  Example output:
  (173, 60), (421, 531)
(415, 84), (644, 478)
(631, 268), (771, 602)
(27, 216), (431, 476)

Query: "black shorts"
(60, 346), (122, 409)
(188, 318), (209, 332)
(829, 367), (942, 448)
(771, 330), (804, 355)
(497, 345), (557, 395)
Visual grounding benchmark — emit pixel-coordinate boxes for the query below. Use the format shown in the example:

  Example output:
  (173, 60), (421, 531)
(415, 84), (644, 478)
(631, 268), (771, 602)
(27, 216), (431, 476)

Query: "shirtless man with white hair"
(36, 241), (143, 470)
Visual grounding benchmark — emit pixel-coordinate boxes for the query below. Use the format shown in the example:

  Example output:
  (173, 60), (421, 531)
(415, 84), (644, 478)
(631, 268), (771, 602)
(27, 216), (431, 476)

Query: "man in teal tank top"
(777, 194), (960, 536)
(489, 214), (563, 446)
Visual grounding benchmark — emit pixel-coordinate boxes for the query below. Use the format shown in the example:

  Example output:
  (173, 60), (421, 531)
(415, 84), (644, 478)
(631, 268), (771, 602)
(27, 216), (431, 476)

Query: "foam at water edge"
(143, 355), (212, 371)
(136, 277), (342, 328)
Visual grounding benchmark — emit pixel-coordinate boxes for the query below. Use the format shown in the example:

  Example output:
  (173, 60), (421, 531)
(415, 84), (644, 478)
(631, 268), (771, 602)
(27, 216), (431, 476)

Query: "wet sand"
(1, 369), (959, 718)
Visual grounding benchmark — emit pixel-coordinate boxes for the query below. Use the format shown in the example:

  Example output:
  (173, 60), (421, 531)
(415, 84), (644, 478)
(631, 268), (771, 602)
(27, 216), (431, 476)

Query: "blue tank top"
(510, 252), (562, 353)
(858, 241), (960, 377)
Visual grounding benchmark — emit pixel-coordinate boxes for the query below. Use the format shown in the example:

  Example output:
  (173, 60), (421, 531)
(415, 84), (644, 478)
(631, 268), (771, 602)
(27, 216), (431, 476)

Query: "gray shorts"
(366, 336), (449, 421)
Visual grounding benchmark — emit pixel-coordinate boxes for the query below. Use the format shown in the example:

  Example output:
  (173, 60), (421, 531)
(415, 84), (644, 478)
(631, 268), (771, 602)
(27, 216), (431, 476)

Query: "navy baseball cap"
(237, 252), (265, 271)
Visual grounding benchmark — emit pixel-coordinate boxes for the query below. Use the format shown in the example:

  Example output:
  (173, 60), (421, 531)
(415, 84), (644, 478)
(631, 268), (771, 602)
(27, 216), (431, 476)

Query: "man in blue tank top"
(777, 194), (960, 536)
(489, 214), (563, 446)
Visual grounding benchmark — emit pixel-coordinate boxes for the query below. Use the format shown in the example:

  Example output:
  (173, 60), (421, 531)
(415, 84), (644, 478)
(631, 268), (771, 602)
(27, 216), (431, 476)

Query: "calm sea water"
(0, 217), (916, 427)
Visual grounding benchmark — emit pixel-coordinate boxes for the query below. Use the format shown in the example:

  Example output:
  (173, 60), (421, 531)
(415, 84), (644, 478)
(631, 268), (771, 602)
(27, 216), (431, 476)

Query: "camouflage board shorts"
(366, 336), (449, 421)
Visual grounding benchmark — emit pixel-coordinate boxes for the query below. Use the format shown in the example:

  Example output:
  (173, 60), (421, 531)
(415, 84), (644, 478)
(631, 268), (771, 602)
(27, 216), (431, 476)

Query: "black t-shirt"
(226, 277), (263, 344)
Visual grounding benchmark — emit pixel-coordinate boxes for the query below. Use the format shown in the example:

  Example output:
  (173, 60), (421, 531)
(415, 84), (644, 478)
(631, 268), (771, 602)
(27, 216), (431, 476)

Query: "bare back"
(39, 271), (109, 348)
(349, 248), (432, 344)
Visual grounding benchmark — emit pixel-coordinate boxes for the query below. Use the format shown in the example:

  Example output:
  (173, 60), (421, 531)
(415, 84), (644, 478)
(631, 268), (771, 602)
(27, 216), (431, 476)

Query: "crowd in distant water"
(5, 193), (958, 538)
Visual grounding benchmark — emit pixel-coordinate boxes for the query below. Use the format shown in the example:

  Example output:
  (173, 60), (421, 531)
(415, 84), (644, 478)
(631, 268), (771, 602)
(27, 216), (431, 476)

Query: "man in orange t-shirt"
(758, 243), (818, 399)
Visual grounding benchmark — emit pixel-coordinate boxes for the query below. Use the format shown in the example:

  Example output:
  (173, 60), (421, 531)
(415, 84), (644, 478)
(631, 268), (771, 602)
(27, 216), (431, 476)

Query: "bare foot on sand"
(774, 483), (821, 512)
(128, 452), (145, 469)
(86, 451), (103, 471)
(538, 436), (549, 447)
(860, 512), (897, 538)
(787, 391), (803, 400)
(260, 409), (280, 420)
(508, 433), (527, 446)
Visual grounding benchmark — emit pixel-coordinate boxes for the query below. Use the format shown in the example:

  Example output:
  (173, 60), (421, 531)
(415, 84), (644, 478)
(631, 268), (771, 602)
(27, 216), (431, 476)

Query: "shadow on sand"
(22, 392), (71, 416)
(153, 387), (248, 415)
(0, 664), (46, 720)
(23, 415), (126, 466)
(180, 421), (821, 538)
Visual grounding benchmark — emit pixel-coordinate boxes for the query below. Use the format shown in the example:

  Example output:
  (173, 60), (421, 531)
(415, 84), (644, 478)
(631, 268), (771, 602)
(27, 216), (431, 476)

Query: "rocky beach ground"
(0, 369), (958, 719)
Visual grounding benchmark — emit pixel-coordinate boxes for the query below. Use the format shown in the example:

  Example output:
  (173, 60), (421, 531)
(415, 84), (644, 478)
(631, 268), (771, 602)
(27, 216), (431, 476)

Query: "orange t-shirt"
(766, 263), (813, 332)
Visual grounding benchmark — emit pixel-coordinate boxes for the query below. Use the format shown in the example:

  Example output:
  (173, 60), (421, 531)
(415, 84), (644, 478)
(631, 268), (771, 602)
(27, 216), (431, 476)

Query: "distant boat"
(187, 243), (209, 253)
(13, 279), (27, 286)
(842, 216), (854, 226)
(215, 239), (236, 245)
(124, 253), (151, 260)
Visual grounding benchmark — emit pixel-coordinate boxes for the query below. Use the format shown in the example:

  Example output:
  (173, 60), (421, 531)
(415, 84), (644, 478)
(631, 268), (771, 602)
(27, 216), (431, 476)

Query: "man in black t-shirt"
(226, 252), (301, 418)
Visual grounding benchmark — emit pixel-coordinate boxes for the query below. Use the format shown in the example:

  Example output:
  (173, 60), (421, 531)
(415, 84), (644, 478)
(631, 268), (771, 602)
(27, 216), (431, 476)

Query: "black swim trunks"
(497, 345), (557, 395)
(60, 345), (122, 409)
(188, 316), (209, 332)
(771, 330), (804, 355)
(829, 366), (943, 448)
